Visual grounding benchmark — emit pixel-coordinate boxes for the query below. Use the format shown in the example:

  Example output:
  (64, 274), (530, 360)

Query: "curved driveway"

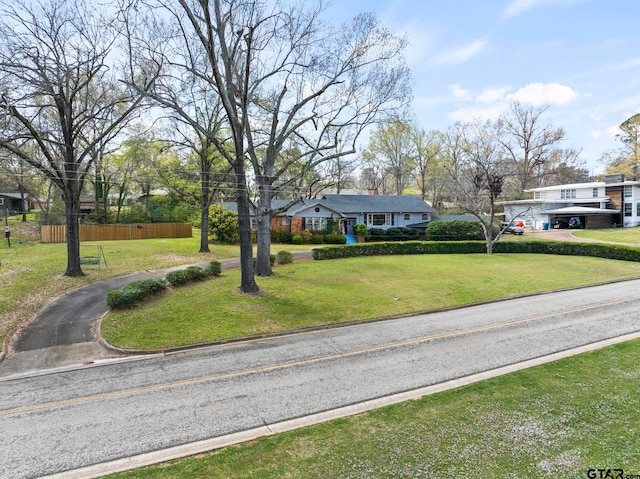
(2, 278), (640, 478)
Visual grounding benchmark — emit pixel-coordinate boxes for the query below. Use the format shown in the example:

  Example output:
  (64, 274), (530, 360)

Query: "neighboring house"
(0, 193), (30, 215)
(220, 194), (436, 235)
(499, 173), (633, 229)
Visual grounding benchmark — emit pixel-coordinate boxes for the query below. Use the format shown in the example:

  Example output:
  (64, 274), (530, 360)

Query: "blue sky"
(325, 0), (640, 175)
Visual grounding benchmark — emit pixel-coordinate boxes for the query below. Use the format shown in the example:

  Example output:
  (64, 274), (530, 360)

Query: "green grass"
(108, 338), (640, 479)
(102, 254), (640, 349)
(573, 226), (640, 244)
(0, 224), (313, 349)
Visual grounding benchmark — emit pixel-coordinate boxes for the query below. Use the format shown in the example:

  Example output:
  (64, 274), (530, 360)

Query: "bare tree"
(496, 101), (572, 196)
(445, 121), (506, 254)
(0, 0), (156, 276)
(241, 9), (411, 276)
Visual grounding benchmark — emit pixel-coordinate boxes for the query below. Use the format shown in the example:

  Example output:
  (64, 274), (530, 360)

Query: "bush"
(312, 234), (324, 244)
(312, 240), (640, 264)
(292, 234), (303, 245)
(272, 229), (293, 244)
(208, 204), (240, 244)
(300, 229), (313, 244)
(205, 260), (222, 276)
(324, 234), (347, 244)
(425, 220), (484, 241)
(253, 254), (276, 268)
(166, 266), (209, 286)
(277, 250), (294, 264)
(353, 223), (368, 236)
(106, 278), (167, 309)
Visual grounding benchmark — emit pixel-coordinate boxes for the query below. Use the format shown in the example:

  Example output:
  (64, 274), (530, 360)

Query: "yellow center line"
(2, 296), (638, 417)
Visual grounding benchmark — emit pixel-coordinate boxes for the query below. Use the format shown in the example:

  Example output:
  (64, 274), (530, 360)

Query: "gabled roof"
(0, 193), (26, 199)
(320, 194), (436, 214)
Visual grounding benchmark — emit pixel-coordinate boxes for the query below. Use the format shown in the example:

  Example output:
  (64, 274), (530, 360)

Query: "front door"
(344, 218), (357, 234)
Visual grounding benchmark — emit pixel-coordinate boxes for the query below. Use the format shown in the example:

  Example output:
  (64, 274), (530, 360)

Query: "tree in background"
(444, 120), (506, 254)
(0, 0), (156, 276)
(495, 101), (582, 197)
(411, 128), (447, 204)
(363, 120), (416, 195)
(603, 114), (640, 179)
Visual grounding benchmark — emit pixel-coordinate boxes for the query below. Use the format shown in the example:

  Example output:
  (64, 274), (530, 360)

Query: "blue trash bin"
(543, 222), (549, 230)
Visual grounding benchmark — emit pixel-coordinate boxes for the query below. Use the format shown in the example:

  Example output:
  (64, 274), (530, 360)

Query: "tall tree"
(604, 113), (640, 179)
(411, 128), (445, 203)
(445, 121), (506, 254)
(495, 101), (572, 196)
(363, 120), (416, 195)
(240, 8), (410, 276)
(0, 0), (156, 275)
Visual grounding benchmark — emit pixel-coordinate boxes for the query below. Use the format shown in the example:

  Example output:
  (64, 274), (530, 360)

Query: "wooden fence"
(40, 223), (193, 243)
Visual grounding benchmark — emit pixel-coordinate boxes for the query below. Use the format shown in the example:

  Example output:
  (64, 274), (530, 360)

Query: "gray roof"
(320, 194), (436, 214)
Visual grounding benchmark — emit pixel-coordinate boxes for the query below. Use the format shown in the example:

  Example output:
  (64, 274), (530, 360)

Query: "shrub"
(292, 234), (303, 245)
(208, 204), (240, 244)
(205, 260), (222, 276)
(353, 223), (367, 236)
(165, 269), (189, 285)
(271, 229), (293, 244)
(300, 229), (313, 244)
(276, 250), (294, 264)
(324, 234), (347, 244)
(106, 278), (167, 310)
(312, 234), (324, 244)
(425, 220), (484, 241)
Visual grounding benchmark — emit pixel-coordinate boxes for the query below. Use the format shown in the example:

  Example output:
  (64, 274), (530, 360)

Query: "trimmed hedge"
(106, 278), (167, 310)
(324, 234), (347, 244)
(425, 220), (485, 241)
(277, 250), (294, 264)
(312, 240), (640, 263)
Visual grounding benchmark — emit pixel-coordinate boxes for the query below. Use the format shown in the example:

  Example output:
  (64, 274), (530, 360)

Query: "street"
(2, 279), (640, 478)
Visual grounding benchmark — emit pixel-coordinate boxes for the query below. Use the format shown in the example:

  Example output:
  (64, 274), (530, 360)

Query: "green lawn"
(108, 337), (640, 479)
(0, 224), (312, 349)
(573, 226), (640, 244)
(102, 254), (640, 350)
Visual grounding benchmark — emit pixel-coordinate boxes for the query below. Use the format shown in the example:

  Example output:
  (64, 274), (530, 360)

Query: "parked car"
(501, 222), (524, 235)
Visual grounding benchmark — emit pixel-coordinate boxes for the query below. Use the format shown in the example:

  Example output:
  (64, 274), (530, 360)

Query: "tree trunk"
(234, 163), (259, 294)
(199, 167), (211, 253)
(64, 195), (84, 277)
(255, 186), (273, 276)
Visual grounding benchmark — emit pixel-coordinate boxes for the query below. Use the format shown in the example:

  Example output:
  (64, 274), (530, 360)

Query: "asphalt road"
(2, 279), (640, 478)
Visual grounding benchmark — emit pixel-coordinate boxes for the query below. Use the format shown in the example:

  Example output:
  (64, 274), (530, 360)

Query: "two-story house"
(500, 174), (635, 229)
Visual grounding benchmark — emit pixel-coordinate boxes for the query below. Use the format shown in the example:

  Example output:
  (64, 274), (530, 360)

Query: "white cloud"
(433, 39), (487, 66)
(507, 82), (578, 106)
(502, 0), (584, 20)
(606, 125), (622, 137)
(589, 112), (602, 122)
(476, 87), (509, 104)
(448, 103), (509, 123)
(448, 83), (473, 100)
(590, 130), (602, 139)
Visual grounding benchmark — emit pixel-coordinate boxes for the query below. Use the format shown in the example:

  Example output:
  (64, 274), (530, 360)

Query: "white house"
(500, 174), (636, 229)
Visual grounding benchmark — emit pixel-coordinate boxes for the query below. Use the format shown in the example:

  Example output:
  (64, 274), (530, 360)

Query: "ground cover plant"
(101, 254), (640, 350)
(107, 338), (640, 479)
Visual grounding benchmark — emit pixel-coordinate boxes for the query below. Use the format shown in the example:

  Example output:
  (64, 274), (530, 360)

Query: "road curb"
(41, 330), (640, 479)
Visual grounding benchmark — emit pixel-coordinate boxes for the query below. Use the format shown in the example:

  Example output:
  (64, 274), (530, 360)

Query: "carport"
(543, 206), (621, 229)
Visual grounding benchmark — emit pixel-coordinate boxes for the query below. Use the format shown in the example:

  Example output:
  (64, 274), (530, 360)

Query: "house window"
(593, 188), (599, 198)
(624, 203), (632, 217)
(534, 192), (541, 200)
(250, 217), (257, 229)
(305, 217), (327, 231)
(281, 217), (291, 226)
(421, 213), (429, 221)
(560, 189), (576, 199)
(0, 197), (3, 206)
(624, 186), (633, 198)
(403, 213), (411, 221)
(367, 213), (391, 226)
(636, 203), (640, 217)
